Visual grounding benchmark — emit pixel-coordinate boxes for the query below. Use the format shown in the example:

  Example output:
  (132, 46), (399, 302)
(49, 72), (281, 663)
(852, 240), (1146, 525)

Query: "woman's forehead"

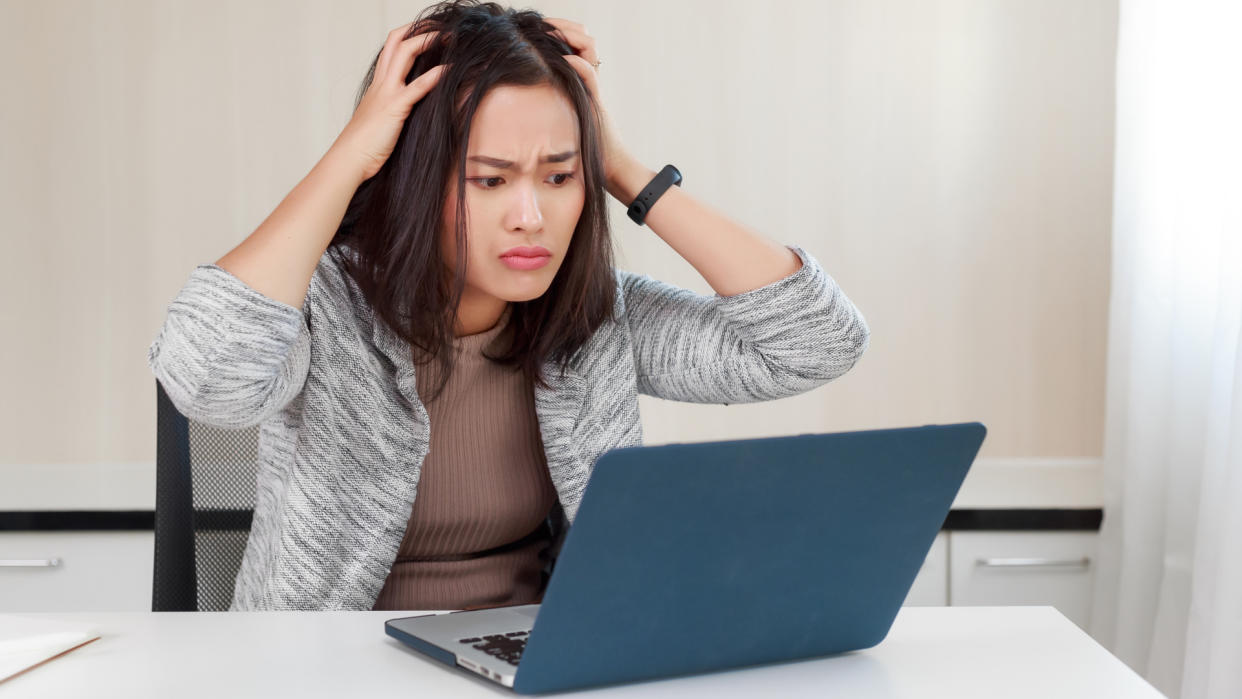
(465, 84), (580, 165)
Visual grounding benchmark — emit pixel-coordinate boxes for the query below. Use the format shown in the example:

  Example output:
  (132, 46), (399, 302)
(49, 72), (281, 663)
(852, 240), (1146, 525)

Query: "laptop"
(385, 422), (987, 694)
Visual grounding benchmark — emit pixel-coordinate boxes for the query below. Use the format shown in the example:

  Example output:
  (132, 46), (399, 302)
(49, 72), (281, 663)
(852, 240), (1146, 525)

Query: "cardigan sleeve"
(618, 245), (869, 404)
(146, 263), (312, 429)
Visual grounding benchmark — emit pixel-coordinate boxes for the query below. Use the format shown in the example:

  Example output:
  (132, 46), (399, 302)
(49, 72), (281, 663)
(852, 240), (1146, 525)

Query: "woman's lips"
(500, 253), (551, 270)
(499, 245), (552, 271)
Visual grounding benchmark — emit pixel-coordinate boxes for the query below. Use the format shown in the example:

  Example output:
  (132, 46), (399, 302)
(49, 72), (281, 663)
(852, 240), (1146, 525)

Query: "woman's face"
(442, 83), (585, 307)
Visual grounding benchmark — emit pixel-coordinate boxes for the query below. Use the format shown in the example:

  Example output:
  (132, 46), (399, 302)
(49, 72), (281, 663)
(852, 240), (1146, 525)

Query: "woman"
(147, 0), (870, 612)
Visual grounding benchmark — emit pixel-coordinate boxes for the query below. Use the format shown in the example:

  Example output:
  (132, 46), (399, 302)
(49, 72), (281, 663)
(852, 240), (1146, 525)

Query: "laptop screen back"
(512, 422), (986, 695)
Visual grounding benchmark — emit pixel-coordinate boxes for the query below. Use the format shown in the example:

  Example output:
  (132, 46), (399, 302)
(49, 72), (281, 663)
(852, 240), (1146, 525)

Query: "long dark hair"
(330, 0), (616, 401)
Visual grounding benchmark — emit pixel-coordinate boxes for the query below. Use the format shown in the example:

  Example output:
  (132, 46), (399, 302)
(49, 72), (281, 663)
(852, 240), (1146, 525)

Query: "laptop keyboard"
(459, 631), (528, 666)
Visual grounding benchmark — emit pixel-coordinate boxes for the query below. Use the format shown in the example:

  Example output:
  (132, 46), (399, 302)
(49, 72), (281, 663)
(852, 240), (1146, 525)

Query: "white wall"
(0, 0), (1117, 474)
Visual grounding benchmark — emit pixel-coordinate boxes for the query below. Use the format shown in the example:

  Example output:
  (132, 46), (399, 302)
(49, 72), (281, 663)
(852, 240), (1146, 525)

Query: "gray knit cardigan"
(147, 243), (869, 610)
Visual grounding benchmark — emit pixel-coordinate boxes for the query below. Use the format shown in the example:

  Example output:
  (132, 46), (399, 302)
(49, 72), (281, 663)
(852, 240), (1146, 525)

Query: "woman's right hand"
(331, 23), (447, 182)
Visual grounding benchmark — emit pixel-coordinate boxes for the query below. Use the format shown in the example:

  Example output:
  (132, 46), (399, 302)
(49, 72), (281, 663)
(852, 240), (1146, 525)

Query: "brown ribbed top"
(371, 308), (558, 611)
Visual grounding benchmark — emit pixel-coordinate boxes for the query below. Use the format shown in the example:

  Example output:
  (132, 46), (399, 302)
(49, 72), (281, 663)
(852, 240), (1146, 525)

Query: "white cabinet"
(901, 530), (1099, 626)
(948, 531), (1097, 629)
(902, 531), (948, 606)
(0, 531), (153, 612)
(1, 528), (1098, 621)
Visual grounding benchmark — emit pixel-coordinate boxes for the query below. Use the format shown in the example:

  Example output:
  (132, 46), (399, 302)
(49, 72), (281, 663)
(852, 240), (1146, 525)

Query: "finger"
(543, 17), (589, 36)
(544, 22), (599, 66)
(543, 19), (592, 48)
(389, 30), (441, 88)
(562, 54), (599, 96)
(401, 63), (449, 105)
(376, 20), (417, 78)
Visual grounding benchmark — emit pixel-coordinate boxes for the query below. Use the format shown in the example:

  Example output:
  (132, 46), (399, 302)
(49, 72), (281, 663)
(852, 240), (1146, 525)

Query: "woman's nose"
(506, 182), (544, 232)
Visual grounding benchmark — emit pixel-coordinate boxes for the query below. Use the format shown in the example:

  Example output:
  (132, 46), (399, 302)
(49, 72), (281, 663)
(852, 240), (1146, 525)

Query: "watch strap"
(626, 164), (682, 226)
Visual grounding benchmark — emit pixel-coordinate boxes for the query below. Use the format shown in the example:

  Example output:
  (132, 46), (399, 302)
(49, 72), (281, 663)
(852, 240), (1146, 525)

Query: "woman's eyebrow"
(466, 150), (579, 171)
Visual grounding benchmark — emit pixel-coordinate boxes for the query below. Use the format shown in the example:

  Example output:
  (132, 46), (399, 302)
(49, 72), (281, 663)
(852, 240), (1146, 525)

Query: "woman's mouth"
(499, 246), (552, 271)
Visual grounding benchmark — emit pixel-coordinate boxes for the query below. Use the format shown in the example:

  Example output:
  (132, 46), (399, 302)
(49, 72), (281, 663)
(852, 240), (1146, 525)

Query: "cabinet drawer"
(903, 531), (948, 606)
(948, 531), (1096, 628)
(0, 531), (153, 612)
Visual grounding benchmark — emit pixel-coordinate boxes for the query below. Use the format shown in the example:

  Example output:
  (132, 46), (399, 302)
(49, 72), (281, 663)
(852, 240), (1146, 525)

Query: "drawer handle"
(976, 556), (1090, 569)
(0, 558), (62, 567)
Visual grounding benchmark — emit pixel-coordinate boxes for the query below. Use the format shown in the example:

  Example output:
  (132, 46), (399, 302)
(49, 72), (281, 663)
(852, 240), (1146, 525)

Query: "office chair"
(153, 379), (259, 611)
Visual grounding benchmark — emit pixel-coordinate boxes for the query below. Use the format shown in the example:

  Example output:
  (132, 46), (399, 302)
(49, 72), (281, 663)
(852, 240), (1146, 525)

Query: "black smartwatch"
(626, 165), (682, 226)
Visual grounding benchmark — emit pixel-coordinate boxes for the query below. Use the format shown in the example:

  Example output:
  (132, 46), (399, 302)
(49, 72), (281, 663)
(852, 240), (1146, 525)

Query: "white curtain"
(1089, 1), (1242, 698)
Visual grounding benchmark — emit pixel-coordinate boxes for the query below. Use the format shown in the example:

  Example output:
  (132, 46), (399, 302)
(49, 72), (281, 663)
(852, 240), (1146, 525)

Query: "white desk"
(3, 606), (1160, 698)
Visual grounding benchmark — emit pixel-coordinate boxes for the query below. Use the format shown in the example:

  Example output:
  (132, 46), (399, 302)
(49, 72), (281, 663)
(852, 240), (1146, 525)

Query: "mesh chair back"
(153, 380), (259, 611)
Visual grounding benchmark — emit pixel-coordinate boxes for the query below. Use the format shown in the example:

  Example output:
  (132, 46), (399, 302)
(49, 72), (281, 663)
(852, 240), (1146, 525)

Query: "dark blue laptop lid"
(513, 422), (987, 694)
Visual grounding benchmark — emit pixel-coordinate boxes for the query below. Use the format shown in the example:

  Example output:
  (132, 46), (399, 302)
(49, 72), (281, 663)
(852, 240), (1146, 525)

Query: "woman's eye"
(548, 173), (574, 185)
(471, 176), (504, 189)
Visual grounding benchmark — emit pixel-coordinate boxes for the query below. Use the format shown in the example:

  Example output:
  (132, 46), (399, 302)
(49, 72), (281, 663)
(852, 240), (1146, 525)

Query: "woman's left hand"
(543, 18), (635, 194)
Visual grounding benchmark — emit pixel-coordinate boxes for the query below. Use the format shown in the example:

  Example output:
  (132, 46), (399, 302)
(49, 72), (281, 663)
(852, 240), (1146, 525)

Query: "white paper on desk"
(0, 615), (100, 683)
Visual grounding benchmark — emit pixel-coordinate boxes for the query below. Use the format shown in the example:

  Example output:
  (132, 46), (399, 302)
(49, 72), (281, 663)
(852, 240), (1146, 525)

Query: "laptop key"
(459, 637), (481, 644)
(464, 631), (528, 667)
